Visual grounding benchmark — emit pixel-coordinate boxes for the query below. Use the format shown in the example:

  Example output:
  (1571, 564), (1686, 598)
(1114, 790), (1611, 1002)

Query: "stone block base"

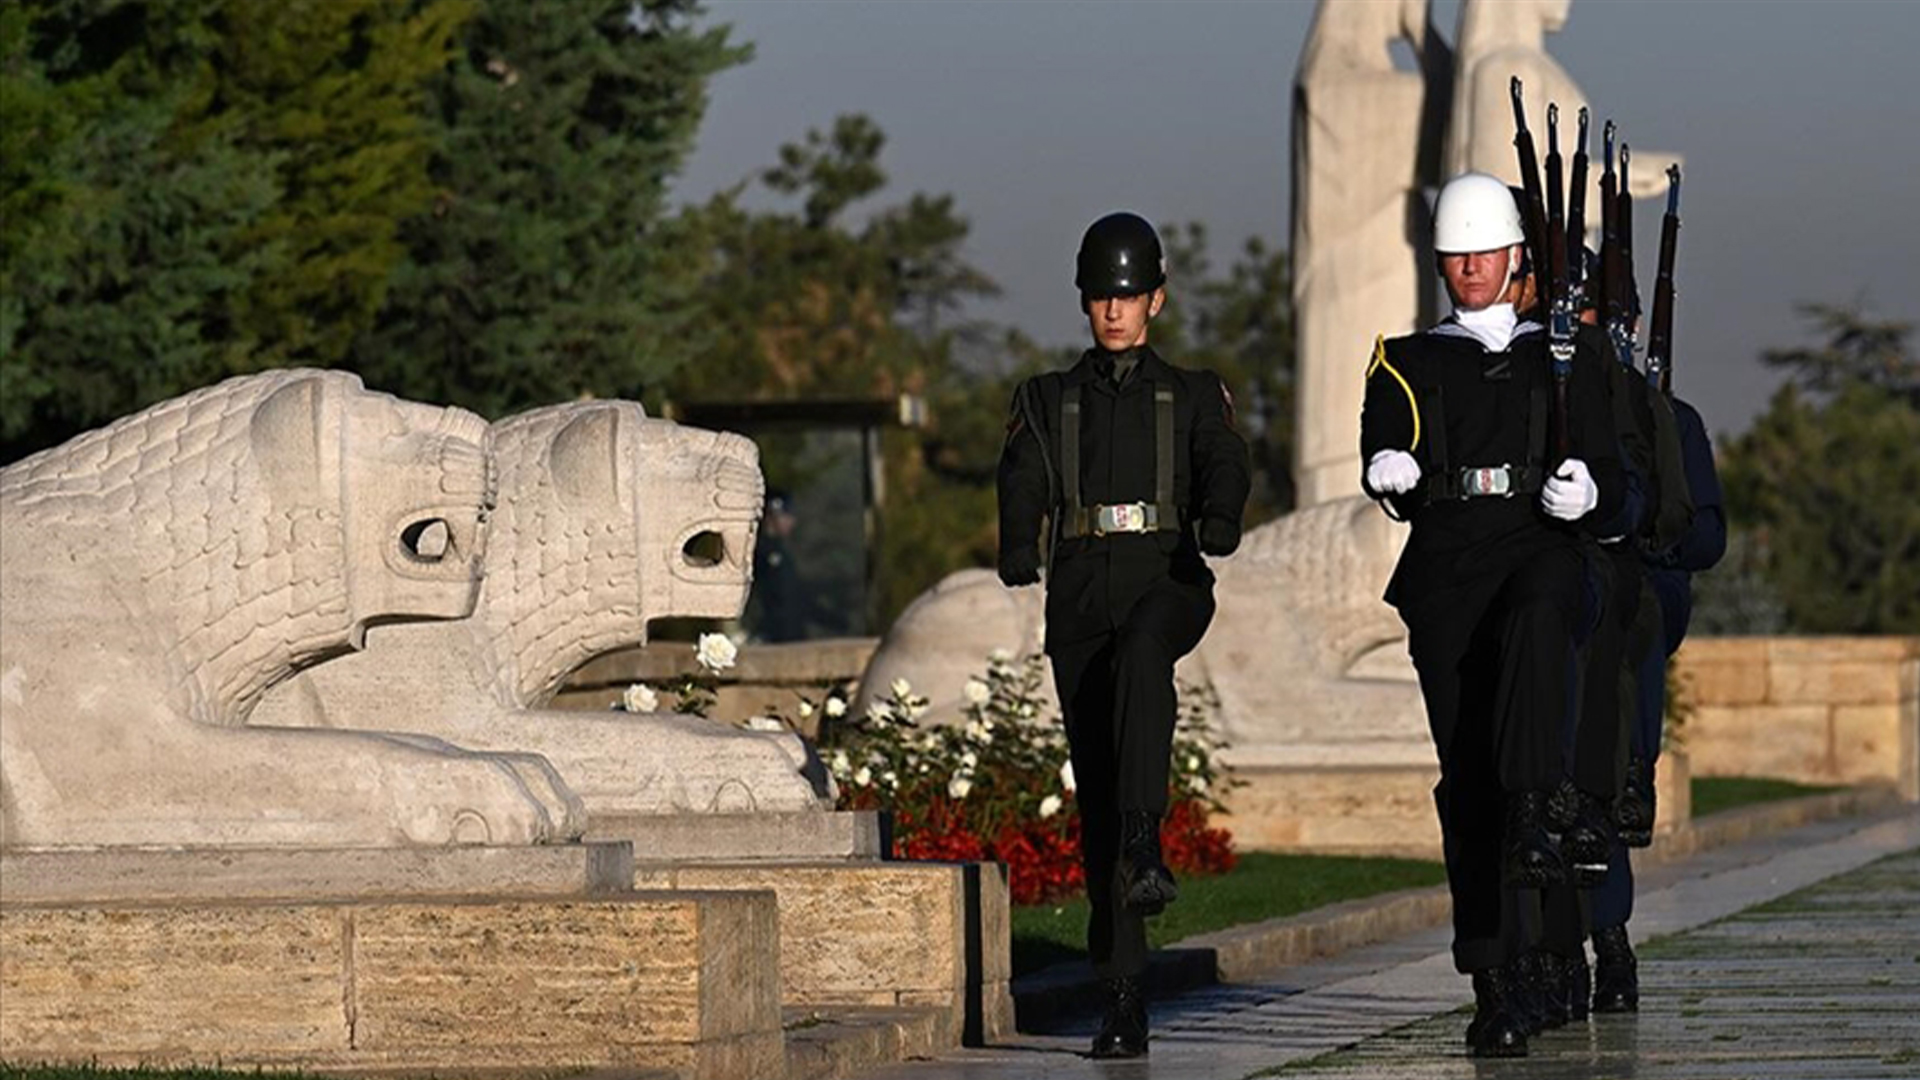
(1221, 764), (1447, 858)
(638, 860), (1013, 1046)
(0, 889), (782, 1079)
(1222, 756), (1693, 860)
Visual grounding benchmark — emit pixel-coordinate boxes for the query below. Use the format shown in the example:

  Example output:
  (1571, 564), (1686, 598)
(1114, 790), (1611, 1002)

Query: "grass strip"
(1011, 851), (1445, 977)
(1690, 775), (1841, 818)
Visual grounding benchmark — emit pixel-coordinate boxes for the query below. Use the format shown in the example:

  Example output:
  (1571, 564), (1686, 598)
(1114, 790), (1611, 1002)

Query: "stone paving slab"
(856, 807), (1920, 1079)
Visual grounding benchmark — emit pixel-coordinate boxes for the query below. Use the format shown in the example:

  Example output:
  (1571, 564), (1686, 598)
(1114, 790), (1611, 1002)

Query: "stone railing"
(1673, 637), (1920, 800)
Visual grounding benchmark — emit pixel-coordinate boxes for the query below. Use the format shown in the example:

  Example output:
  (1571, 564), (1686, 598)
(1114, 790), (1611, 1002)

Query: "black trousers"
(1050, 576), (1214, 979)
(1400, 541), (1589, 973)
(1572, 547), (1643, 798)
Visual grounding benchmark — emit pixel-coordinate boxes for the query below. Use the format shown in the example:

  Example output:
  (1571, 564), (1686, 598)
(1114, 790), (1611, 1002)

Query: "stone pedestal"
(1, 886), (783, 1078)
(637, 860), (1014, 1046)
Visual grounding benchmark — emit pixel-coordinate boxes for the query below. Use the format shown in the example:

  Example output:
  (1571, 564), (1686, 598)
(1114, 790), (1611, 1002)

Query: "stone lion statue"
(856, 497), (1431, 767)
(0, 370), (585, 848)
(254, 401), (828, 815)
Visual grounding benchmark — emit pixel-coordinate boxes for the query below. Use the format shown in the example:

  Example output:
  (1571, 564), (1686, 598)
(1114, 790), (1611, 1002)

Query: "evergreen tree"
(357, 0), (748, 417)
(1718, 306), (1920, 633)
(1, 0), (467, 463)
(669, 114), (1003, 627)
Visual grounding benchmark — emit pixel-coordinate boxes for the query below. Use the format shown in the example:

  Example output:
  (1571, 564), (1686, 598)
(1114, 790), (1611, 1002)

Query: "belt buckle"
(1464, 466), (1513, 498)
(1095, 503), (1146, 535)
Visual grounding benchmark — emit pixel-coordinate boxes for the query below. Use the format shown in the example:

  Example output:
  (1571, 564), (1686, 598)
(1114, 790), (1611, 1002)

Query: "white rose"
(960, 750), (978, 770)
(963, 678), (991, 706)
(1059, 760), (1077, 793)
(622, 683), (659, 714)
(798, 700), (815, 719)
(825, 696), (848, 718)
(830, 751), (850, 776)
(1186, 754), (1202, 772)
(948, 775), (973, 800)
(964, 721), (991, 744)
(868, 700), (894, 722)
(988, 647), (1013, 664)
(853, 766), (872, 788)
(695, 633), (738, 673)
(890, 677), (913, 699)
(1038, 794), (1063, 819)
(1188, 773), (1209, 794)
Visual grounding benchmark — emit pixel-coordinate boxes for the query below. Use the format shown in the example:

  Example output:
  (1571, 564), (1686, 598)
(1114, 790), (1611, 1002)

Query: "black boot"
(1566, 789), (1617, 888)
(1117, 810), (1178, 915)
(1591, 925), (1639, 1013)
(1567, 949), (1592, 1022)
(1089, 975), (1149, 1058)
(1615, 756), (1657, 848)
(1466, 968), (1529, 1058)
(1500, 955), (1543, 1035)
(1527, 950), (1571, 1030)
(1503, 790), (1567, 888)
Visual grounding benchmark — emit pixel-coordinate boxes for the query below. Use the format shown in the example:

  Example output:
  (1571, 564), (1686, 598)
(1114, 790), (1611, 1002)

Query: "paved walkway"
(866, 807), (1920, 1080)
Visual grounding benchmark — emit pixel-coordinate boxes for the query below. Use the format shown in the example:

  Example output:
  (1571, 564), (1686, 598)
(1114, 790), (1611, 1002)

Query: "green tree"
(1718, 306), (1920, 633)
(1, 0), (467, 463)
(670, 114), (1003, 627)
(1150, 224), (1296, 522)
(356, 0), (747, 418)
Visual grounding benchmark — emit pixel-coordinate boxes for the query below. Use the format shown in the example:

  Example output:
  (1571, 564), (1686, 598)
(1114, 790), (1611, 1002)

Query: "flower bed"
(819, 652), (1237, 905)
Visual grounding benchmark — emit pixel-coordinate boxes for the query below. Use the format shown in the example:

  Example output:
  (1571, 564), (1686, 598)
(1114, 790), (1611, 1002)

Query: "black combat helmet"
(1075, 212), (1165, 298)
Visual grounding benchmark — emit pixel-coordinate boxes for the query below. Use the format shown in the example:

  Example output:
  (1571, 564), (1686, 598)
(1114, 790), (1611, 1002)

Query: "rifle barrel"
(1568, 108), (1590, 293)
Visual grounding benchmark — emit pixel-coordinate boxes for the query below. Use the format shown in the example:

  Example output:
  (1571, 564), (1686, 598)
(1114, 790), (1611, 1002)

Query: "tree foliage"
(1, 0), (468, 462)
(1149, 224), (1296, 522)
(351, 0), (748, 417)
(1718, 307), (1920, 633)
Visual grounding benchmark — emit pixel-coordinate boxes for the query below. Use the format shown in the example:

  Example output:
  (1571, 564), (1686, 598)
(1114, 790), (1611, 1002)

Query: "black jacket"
(998, 347), (1250, 646)
(1360, 321), (1624, 609)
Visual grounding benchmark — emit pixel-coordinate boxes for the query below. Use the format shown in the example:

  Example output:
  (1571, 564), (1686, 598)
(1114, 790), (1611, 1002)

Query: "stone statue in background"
(1291, 0), (1453, 506)
(0, 371), (585, 849)
(1448, 0), (1680, 209)
(855, 567), (1055, 726)
(255, 402), (828, 816)
(1190, 496), (1427, 766)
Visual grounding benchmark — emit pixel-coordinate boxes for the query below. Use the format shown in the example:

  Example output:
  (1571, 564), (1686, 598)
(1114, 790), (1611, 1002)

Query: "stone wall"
(1674, 637), (1920, 800)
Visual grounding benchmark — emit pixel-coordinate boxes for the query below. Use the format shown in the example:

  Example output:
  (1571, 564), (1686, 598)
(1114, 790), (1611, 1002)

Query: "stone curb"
(1009, 783), (1907, 1033)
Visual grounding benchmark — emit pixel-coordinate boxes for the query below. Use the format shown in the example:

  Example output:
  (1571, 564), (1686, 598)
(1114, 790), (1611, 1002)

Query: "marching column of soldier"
(992, 77), (1720, 1060)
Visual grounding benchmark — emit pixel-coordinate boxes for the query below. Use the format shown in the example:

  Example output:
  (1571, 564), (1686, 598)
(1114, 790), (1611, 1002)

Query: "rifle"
(1645, 165), (1681, 395)
(1508, 78), (1550, 312)
(1567, 108), (1590, 304)
(1597, 121), (1629, 368)
(1511, 78), (1575, 458)
(1609, 143), (1639, 370)
(1545, 104), (1569, 296)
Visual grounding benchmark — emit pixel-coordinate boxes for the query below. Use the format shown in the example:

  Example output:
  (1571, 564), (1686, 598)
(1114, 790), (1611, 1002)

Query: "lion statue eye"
(681, 530), (726, 568)
(400, 518), (451, 562)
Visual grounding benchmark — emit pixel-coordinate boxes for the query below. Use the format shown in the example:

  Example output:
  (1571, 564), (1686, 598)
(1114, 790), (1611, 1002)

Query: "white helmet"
(1433, 172), (1525, 254)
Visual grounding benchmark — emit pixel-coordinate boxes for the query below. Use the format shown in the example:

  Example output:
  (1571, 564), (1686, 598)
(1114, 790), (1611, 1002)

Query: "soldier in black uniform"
(1588, 388), (1726, 1011)
(996, 211), (1250, 1059)
(1360, 173), (1624, 1058)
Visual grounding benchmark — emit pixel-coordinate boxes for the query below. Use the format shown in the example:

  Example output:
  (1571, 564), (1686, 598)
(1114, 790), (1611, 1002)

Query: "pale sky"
(671, 0), (1920, 439)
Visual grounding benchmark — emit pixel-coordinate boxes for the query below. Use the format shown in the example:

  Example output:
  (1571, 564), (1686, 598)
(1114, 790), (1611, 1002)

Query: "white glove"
(1541, 458), (1599, 521)
(1365, 449), (1422, 495)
